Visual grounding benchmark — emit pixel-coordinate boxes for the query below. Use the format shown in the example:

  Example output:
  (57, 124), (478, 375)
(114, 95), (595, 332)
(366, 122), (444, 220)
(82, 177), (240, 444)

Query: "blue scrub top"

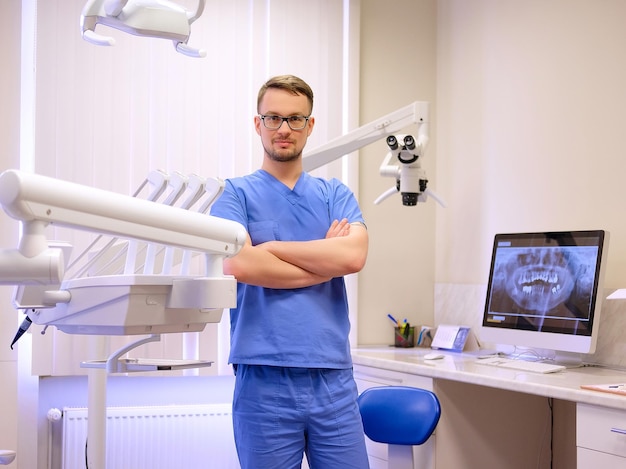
(210, 170), (365, 369)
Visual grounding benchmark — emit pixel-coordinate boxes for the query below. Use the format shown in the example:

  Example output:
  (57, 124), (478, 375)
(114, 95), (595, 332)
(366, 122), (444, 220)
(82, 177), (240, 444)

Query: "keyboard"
(475, 356), (566, 374)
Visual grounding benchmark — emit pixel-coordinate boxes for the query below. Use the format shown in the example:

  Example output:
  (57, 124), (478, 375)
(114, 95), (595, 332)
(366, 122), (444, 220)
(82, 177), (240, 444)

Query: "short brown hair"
(257, 75), (314, 114)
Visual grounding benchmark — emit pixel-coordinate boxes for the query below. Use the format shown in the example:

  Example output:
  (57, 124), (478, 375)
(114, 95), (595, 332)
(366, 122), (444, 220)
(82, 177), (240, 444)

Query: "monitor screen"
(480, 230), (609, 355)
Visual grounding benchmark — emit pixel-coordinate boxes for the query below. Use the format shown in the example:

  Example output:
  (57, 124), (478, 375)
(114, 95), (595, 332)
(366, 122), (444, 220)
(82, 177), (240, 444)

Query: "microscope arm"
(302, 101), (429, 172)
(302, 101), (444, 207)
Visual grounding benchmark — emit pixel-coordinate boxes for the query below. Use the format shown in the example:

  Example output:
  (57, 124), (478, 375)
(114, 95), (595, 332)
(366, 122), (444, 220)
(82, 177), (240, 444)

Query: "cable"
(549, 397), (554, 469)
(536, 397), (554, 469)
(506, 346), (562, 364)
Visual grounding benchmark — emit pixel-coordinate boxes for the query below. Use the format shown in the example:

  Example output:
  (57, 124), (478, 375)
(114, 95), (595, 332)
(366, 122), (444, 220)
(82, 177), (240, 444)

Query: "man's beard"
(263, 143), (301, 163)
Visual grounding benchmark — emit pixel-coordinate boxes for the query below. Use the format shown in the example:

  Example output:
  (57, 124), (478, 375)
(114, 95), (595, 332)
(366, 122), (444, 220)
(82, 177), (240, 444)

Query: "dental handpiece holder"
(0, 169), (246, 337)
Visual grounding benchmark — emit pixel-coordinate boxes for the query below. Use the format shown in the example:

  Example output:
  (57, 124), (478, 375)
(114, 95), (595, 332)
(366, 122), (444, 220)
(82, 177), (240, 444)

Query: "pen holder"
(394, 326), (415, 348)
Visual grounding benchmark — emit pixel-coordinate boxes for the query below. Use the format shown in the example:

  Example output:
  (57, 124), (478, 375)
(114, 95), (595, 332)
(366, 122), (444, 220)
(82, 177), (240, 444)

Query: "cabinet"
(577, 403), (626, 467)
(353, 364), (435, 469)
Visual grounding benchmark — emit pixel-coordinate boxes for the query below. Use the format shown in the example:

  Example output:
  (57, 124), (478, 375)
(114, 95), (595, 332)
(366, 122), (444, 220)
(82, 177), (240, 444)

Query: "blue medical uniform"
(210, 169), (369, 469)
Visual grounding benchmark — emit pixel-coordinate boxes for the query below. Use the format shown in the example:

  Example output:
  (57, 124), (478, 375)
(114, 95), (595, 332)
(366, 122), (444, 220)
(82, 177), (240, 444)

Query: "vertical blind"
(23, 0), (360, 375)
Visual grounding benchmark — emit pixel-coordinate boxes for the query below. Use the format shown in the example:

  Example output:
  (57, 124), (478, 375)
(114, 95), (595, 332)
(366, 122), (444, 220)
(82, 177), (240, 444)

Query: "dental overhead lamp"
(303, 101), (445, 207)
(80, 0), (207, 57)
(0, 450), (16, 466)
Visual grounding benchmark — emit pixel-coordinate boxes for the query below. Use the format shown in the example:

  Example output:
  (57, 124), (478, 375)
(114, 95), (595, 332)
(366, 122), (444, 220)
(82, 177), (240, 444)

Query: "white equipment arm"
(303, 101), (444, 207)
(303, 101), (429, 172)
(0, 170), (243, 258)
(0, 169), (246, 336)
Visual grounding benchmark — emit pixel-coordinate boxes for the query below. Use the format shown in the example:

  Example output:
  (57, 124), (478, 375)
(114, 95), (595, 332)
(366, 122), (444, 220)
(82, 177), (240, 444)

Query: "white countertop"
(351, 346), (626, 411)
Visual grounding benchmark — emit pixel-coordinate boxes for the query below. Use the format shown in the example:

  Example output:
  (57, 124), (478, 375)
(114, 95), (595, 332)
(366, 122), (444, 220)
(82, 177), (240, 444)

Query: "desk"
(351, 347), (626, 469)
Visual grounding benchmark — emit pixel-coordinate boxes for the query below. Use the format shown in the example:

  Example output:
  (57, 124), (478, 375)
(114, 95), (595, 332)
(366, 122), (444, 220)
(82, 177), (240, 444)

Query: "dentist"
(210, 75), (369, 469)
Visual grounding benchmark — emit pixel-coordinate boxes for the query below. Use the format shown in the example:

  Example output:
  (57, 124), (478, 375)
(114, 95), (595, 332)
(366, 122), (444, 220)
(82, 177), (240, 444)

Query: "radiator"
(61, 404), (238, 469)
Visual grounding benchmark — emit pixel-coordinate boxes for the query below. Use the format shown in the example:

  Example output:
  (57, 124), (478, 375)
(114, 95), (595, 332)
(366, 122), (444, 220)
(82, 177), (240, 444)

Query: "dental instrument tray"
(17, 274), (235, 336)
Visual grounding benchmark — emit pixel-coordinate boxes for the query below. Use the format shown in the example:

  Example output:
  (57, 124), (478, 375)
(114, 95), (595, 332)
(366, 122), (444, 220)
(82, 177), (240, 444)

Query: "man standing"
(210, 75), (369, 469)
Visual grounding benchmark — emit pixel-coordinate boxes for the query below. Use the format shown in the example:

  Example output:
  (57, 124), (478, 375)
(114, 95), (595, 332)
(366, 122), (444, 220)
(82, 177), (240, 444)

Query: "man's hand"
(223, 233), (331, 289)
(224, 218), (368, 288)
(326, 218), (351, 239)
(258, 219), (368, 279)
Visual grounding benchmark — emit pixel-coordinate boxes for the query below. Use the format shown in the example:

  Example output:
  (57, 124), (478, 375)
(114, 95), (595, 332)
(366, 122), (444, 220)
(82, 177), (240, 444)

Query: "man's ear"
(254, 115), (262, 136)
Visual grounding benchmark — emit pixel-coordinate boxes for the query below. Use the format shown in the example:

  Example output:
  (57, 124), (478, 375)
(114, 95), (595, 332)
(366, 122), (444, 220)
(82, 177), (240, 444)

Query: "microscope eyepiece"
(386, 135), (398, 151)
(403, 135), (415, 150)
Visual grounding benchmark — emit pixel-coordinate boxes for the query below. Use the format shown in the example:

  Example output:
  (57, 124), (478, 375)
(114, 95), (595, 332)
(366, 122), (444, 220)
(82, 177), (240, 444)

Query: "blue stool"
(358, 386), (441, 469)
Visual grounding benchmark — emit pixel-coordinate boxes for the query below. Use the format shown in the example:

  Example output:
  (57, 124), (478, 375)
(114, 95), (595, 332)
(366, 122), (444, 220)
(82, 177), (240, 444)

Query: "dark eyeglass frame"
(259, 114), (310, 130)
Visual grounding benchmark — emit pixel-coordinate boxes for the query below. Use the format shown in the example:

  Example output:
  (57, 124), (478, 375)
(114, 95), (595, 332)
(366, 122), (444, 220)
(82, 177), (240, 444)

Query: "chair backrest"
(358, 386), (441, 446)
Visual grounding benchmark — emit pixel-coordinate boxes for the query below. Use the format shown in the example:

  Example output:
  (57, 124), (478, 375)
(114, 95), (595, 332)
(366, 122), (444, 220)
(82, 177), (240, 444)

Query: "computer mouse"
(424, 352), (445, 360)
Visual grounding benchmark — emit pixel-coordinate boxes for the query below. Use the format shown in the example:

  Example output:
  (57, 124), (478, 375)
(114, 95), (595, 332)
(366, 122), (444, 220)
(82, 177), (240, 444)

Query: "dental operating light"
(80, 0), (207, 57)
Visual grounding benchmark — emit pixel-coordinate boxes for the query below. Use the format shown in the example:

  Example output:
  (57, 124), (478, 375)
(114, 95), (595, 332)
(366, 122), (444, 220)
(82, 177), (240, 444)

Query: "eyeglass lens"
(261, 115), (308, 130)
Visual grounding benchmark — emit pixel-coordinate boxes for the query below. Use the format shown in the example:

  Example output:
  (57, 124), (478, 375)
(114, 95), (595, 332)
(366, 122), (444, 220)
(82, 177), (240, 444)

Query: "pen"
(387, 314), (400, 327)
(417, 328), (425, 346)
(403, 320), (410, 339)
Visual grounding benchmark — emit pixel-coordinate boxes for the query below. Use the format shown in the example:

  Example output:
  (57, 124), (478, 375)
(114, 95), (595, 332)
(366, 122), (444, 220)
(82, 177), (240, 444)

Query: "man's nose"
(276, 120), (291, 132)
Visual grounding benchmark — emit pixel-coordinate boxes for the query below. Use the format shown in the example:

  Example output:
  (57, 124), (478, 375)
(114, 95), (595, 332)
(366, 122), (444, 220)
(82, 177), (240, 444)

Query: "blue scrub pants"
(232, 365), (370, 469)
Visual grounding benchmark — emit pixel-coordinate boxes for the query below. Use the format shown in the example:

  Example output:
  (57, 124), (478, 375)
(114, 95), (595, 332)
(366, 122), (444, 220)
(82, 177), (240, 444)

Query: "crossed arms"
(223, 219), (369, 289)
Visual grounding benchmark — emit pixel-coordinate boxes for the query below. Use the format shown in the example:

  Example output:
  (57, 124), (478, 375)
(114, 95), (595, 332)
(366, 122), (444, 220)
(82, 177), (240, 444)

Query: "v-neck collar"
(257, 170), (306, 204)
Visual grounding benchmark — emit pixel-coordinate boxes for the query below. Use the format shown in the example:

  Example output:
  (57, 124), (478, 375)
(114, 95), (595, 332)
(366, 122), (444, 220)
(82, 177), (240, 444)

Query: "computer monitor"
(480, 230), (609, 360)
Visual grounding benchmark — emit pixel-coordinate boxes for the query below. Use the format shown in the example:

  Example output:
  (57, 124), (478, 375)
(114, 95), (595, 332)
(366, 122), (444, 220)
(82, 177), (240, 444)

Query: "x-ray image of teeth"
(505, 247), (578, 312)
(489, 246), (598, 330)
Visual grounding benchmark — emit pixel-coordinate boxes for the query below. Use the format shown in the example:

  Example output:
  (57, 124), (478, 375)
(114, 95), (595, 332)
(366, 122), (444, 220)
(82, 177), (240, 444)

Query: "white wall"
(436, 0), (626, 289)
(357, 0), (626, 345)
(357, 0), (438, 345)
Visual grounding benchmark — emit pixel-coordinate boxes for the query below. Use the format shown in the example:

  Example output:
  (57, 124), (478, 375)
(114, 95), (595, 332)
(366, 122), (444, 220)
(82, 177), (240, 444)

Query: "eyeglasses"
(259, 114), (310, 130)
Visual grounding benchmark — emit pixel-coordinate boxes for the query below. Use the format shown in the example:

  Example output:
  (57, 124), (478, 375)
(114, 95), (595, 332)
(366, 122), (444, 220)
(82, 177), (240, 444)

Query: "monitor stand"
(491, 346), (586, 368)
(552, 351), (585, 368)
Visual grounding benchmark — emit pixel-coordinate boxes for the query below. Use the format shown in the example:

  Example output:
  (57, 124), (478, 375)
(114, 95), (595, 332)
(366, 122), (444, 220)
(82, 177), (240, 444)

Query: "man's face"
(255, 88), (315, 163)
